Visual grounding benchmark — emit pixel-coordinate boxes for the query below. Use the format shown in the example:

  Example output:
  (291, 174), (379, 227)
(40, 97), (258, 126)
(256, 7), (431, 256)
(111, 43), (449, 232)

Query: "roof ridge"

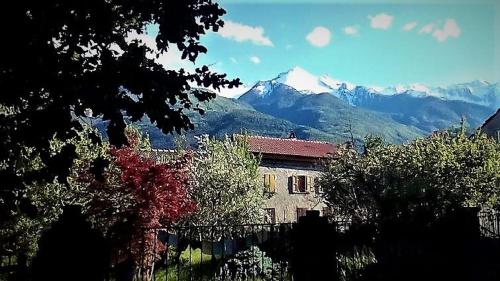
(480, 108), (500, 129)
(238, 134), (334, 145)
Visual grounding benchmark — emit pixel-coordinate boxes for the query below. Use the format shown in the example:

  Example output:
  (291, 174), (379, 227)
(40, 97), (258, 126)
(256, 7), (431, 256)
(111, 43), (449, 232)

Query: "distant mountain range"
(239, 67), (497, 137)
(247, 66), (499, 109)
(97, 67), (498, 148)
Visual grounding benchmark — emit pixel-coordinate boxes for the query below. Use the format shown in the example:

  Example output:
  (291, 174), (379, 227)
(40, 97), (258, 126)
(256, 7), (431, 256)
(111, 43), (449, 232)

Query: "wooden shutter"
(264, 174), (270, 191)
(269, 175), (276, 193)
(306, 176), (314, 192)
(291, 176), (298, 193)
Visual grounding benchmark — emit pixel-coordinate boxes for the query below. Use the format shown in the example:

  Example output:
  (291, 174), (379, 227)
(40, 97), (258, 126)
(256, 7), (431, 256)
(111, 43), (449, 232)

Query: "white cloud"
(343, 26), (359, 36)
(419, 23), (434, 34)
(402, 22), (418, 31)
(126, 31), (195, 71)
(218, 20), (273, 46)
(250, 56), (261, 64)
(306, 26), (332, 47)
(229, 57), (238, 63)
(368, 13), (394, 30)
(214, 85), (251, 98)
(432, 19), (461, 42)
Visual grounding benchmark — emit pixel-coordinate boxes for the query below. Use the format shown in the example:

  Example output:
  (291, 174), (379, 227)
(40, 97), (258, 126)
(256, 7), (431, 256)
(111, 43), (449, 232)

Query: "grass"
(154, 246), (221, 281)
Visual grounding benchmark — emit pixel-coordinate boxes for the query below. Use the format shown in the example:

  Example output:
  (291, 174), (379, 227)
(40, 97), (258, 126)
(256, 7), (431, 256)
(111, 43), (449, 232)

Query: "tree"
(0, 125), (111, 281)
(0, 0), (240, 236)
(0, 126), (108, 258)
(0, 125), (195, 279)
(184, 135), (266, 226)
(101, 128), (196, 279)
(319, 131), (500, 223)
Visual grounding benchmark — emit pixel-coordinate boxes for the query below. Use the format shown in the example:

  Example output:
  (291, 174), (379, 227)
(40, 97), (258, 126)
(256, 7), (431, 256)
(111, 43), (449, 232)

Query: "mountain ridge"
(240, 66), (499, 109)
(238, 67), (496, 137)
(96, 67), (497, 149)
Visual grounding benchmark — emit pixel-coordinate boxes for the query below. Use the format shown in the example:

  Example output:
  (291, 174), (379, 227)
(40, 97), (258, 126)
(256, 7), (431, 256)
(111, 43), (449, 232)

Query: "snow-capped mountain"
(248, 66), (354, 96)
(243, 66), (499, 109)
(275, 66), (332, 94)
(239, 66), (496, 137)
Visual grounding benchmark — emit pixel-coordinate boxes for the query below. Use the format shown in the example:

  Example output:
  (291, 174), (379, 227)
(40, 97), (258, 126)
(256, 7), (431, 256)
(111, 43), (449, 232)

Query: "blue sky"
(146, 0), (499, 97)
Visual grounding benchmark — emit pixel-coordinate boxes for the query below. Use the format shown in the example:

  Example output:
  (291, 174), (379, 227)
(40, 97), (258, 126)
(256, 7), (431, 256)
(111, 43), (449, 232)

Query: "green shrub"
(337, 246), (376, 281)
(217, 246), (286, 281)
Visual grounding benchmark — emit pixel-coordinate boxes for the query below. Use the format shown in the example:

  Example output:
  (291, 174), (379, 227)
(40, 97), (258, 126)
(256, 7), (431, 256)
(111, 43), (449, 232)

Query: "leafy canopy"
(1, 125), (196, 267)
(0, 125), (109, 257)
(184, 135), (266, 226)
(0, 0), (240, 226)
(103, 128), (195, 272)
(319, 132), (500, 223)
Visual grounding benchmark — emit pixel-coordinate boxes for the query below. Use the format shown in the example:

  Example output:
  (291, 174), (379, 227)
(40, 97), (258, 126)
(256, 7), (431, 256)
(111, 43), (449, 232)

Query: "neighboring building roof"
(238, 135), (337, 159)
(479, 108), (500, 140)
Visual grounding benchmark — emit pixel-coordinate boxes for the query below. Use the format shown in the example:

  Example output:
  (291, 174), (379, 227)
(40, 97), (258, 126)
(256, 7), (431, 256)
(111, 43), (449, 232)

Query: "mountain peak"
(240, 68), (498, 109)
(287, 66), (309, 75)
(274, 66), (355, 94)
(276, 66), (313, 82)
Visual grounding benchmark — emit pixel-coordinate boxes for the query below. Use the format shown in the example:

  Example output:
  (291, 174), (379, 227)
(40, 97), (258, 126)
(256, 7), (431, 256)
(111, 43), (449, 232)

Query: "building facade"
(242, 135), (338, 223)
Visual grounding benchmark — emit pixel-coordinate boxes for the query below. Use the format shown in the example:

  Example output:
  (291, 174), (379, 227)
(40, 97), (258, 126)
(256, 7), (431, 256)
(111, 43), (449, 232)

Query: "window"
(264, 208), (276, 224)
(322, 207), (330, 217)
(264, 174), (277, 193)
(291, 175), (314, 193)
(296, 208), (307, 220)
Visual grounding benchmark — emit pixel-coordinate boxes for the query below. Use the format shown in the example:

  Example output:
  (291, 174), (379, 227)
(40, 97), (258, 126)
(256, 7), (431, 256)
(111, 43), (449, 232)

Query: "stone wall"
(258, 160), (327, 223)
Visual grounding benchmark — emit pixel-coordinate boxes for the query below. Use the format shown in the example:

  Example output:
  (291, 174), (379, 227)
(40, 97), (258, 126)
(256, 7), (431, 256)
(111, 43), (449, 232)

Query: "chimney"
(288, 130), (296, 139)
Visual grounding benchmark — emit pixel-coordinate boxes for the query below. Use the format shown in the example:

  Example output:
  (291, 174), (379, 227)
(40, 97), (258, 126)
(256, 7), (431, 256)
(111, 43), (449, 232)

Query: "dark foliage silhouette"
(31, 205), (110, 281)
(0, 0), (240, 257)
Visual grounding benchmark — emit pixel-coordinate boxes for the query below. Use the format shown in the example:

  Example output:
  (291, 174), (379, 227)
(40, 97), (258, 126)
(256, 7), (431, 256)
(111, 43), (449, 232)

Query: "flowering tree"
(183, 135), (265, 227)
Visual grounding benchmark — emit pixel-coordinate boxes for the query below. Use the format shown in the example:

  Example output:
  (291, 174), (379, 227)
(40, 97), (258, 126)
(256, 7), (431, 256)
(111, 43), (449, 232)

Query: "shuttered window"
(306, 176), (314, 192)
(264, 174), (276, 193)
(291, 175), (308, 193)
(296, 208), (307, 220)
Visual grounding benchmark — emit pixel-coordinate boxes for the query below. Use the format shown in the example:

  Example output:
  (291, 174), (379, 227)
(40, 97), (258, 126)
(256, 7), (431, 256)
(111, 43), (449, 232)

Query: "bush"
(337, 246), (376, 281)
(218, 246), (286, 281)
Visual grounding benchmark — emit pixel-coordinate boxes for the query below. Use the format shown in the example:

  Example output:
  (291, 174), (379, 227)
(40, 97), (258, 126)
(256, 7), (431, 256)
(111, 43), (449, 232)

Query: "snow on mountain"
(214, 84), (251, 98)
(275, 66), (333, 94)
(246, 66), (356, 96)
(319, 75), (355, 91)
(242, 66), (499, 108)
(252, 81), (273, 96)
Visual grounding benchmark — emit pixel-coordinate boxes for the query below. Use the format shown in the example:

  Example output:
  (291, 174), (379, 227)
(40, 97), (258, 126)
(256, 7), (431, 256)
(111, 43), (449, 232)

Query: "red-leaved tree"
(102, 129), (196, 279)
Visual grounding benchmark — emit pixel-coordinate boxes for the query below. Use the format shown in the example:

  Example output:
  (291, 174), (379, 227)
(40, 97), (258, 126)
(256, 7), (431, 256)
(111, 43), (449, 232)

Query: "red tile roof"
(239, 135), (337, 159)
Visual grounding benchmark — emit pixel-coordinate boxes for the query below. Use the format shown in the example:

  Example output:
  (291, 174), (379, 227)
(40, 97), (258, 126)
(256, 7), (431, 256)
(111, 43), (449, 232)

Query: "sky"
(145, 0), (500, 97)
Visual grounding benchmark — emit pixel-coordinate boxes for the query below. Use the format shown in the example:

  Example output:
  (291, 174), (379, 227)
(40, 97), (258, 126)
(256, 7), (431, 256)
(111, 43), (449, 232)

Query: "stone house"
(240, 134), (338, 223)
